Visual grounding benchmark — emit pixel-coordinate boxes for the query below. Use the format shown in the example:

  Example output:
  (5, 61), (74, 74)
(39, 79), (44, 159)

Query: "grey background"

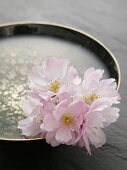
(0, 0), (127, 170)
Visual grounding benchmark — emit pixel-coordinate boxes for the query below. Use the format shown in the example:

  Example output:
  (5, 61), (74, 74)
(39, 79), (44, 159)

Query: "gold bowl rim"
(0, 21), (121, 142)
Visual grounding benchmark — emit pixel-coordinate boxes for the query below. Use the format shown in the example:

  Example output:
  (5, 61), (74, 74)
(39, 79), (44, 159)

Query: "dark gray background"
(0, 0), (127, 170)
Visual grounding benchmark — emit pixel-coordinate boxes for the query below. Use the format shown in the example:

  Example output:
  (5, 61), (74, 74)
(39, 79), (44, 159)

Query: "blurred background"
(0, 0), (127, 170)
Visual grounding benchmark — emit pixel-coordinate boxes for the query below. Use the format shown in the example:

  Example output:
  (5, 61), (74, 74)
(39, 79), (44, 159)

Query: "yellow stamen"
(50, 80), (60, 93)
(83, 93), (100, 105)
(62, 113), (74, 126)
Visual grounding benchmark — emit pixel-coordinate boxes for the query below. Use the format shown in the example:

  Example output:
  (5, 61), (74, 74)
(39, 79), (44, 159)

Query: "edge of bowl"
(0, 21), (121, 142)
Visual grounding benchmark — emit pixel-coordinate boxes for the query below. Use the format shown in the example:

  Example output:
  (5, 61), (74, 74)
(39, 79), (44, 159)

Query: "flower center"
(62, 113), (74, 126)
(83, 93), (100, 105)
(50, 80), (60, 93)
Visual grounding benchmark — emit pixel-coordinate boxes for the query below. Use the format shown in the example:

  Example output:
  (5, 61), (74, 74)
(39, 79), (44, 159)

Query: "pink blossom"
(41, 99), (86, 144)
(18, 96), (54, 137)
(76, 68), (120, 106)
(18, 57), (120, 154)
(78, 101), (120, 154)
(18, 115), (44, 137)
(21, 98), (43, 116)
(28, 57), (81, 96)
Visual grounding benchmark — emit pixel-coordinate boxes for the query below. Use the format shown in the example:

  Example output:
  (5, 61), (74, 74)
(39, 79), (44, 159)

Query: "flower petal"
(83, 135), (91, 155)
(82, 68), (104, 90)
(58, 92), (72, 103)
(56, 127), (72, 142)
(53, 99), (69, 120)
(86, 128), (106, 148)
(96, 79), (120, 104)
(78, 136), (85, 147)
(90, 99), (110, 112)
(43, 57), (70, 81)
(102, 107), (120, 127)
(66, 66), (81, 85)
(68, 100), (86, 117)
(43, 114), (59, 131)
(18, 116), (35, 128)
(46, 131), (60, 147)
(28, 66), (48, 90)
(18, 116), (41, 137)
(21, 99), (36, 115)
(87, 111), (105, 128)
(21, 124), (41, 137)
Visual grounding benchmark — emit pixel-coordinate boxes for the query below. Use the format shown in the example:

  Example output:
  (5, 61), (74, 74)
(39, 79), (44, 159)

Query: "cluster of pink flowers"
(18, 57), (120, 154)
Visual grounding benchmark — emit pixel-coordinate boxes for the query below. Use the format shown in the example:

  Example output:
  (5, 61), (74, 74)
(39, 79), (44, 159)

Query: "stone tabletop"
(0, 0), (127, 170)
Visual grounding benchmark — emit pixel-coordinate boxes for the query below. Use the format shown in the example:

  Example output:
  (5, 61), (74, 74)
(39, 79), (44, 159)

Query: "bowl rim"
(0, 21), (121, 142)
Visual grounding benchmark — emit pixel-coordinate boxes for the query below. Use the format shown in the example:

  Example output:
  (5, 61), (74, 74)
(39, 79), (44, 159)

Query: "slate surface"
(0, 0), (127, 170)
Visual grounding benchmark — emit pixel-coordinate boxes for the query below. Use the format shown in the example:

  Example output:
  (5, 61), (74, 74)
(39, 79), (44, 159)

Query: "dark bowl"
(0, 22), (120, 142)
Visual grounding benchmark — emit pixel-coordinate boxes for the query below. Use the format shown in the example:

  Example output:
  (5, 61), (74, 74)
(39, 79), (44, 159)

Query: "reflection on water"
(0, 48), (38, 138)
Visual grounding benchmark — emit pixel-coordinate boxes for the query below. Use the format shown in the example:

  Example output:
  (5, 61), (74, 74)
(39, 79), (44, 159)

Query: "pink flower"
(41, 99), (86, 145)
(18, 115), (44, 137)
(28, 57), (81, 96)
(76, 68), (120, 106)
(18, 96), (54, 137)
(82, 67), (104, 90)
(78, 101), (120, 154)
(18, 57), (121, 154)
(21, 98), (43, 116)
(21, 95), (54, 116)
